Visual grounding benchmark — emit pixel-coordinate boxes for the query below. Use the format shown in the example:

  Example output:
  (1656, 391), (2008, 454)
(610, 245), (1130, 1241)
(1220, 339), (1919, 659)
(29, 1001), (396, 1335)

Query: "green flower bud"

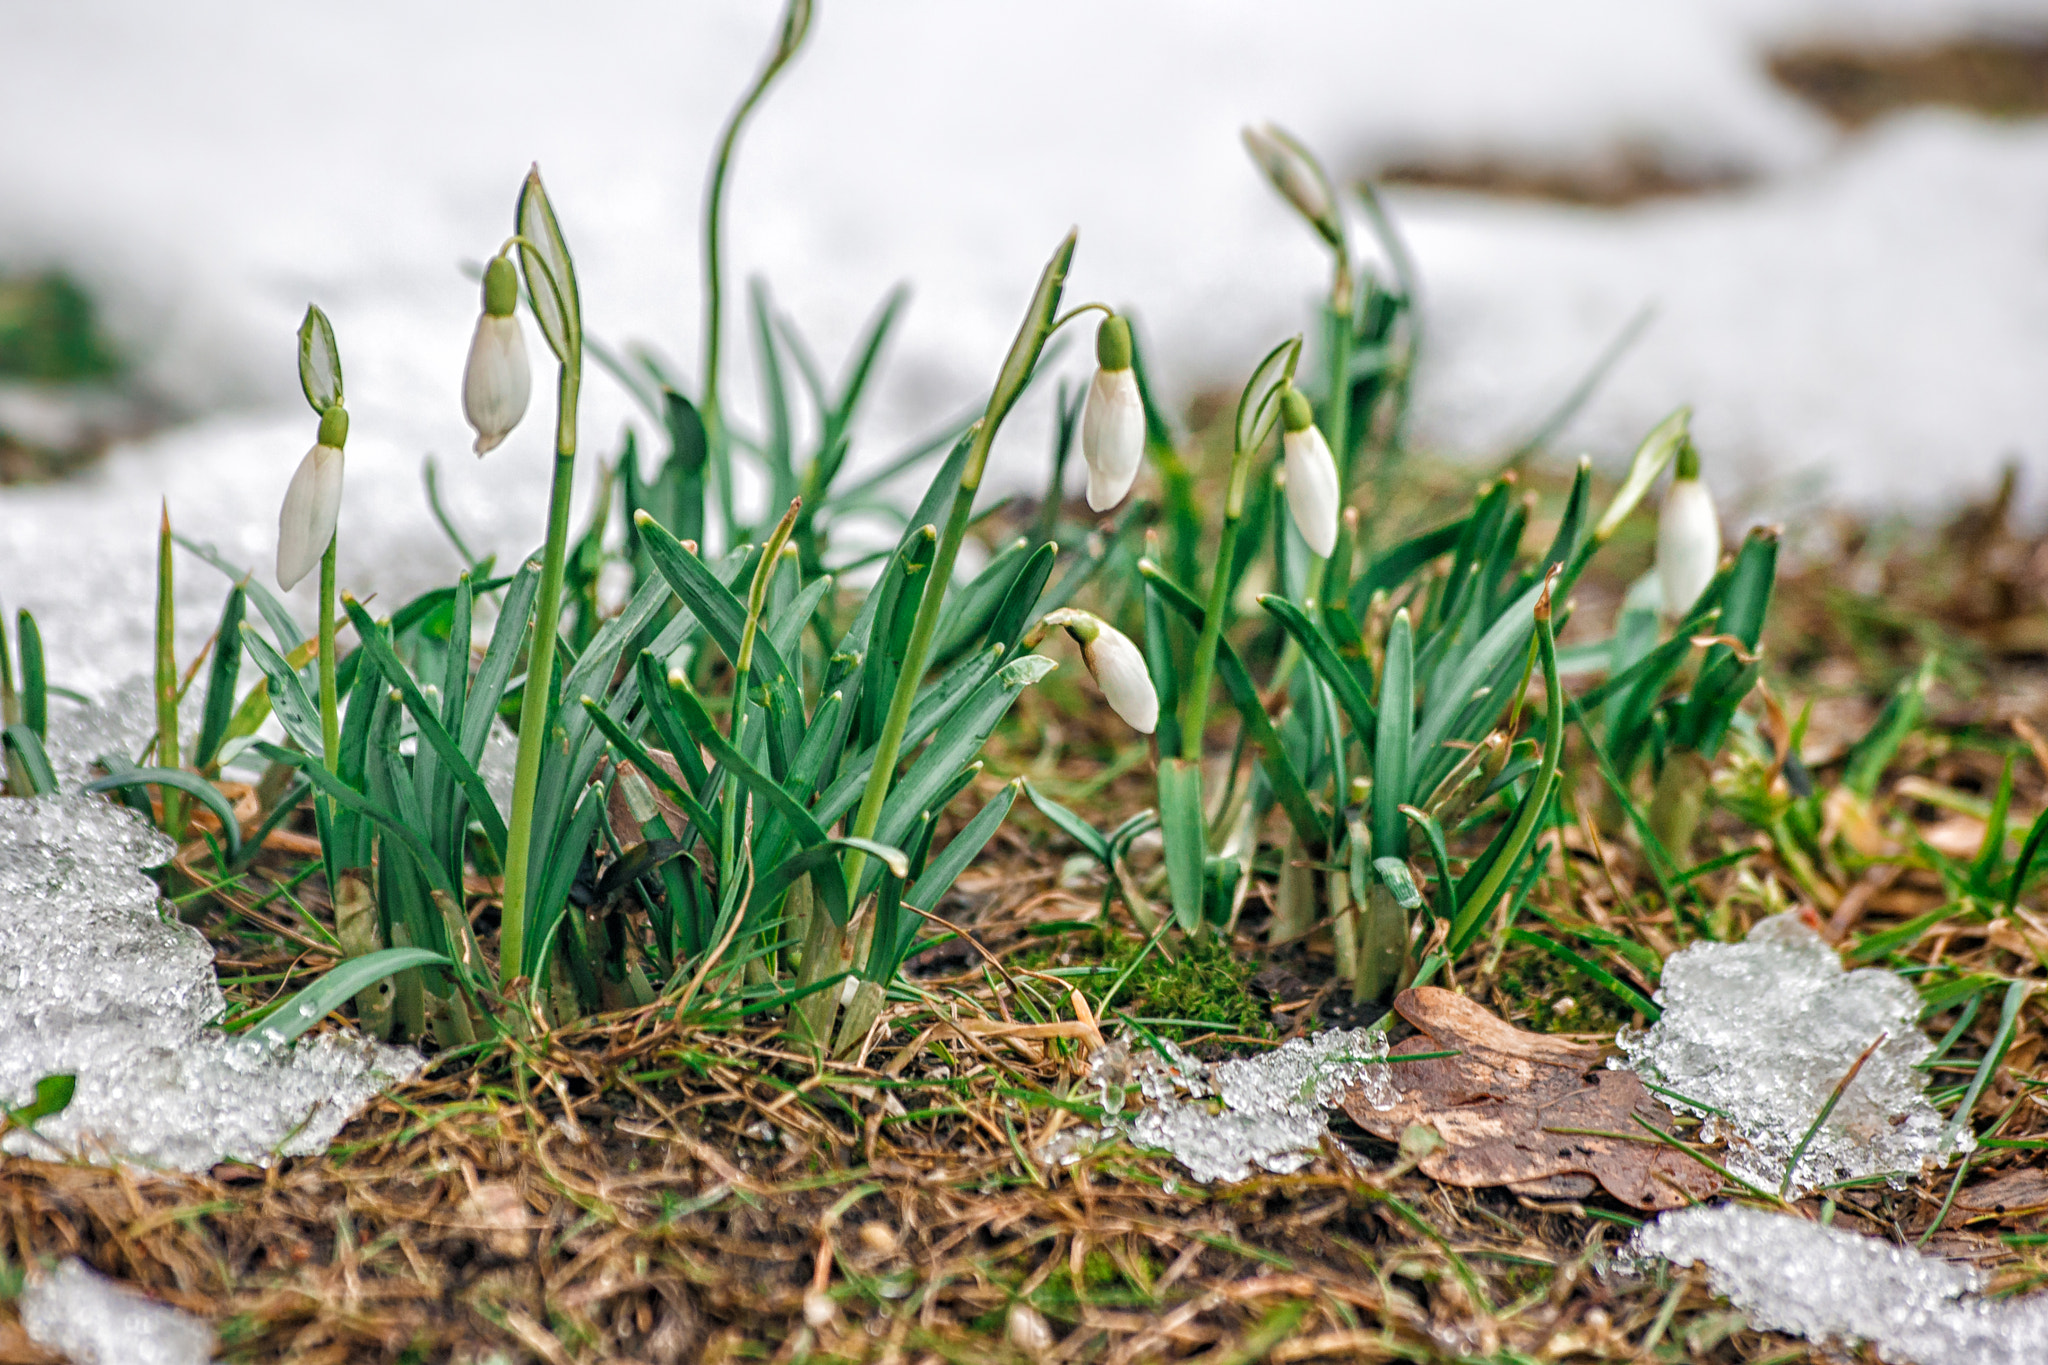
(483, 254), (519, 318)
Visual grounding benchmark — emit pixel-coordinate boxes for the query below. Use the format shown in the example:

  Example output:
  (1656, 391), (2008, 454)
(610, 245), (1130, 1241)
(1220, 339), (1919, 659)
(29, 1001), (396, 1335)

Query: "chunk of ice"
(1635, 1204), (2048, 1365)
(1090, 1029), (1391, 1184)
(18, 1258), (214, 1365)
(0, 793), (417, 1171)
(1617, 913), (1960, 1193)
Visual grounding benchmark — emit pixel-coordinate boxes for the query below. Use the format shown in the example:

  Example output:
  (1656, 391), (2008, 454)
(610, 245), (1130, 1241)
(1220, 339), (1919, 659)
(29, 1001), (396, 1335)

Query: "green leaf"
(1507, 929), (1658, 1021)
(255, 743), (456, 899)
(4, 1073), (76, 1127)
(2, 724), (57, 796)
(1158, 758), (1207, 933)
(1262, 594), (1376, 738)
(653, 678), (854, 926)
(1374, 856), (1423, 910)
(1373, 610), (1414, 859)
(16, 609), (45, 740)
(461, 563), (541, 762)
(1023, 780), (1110, 865)
(517, 166), (581, 365)
(83, 766), (242, 860)
(239, 624), (324, 757)
(252, 948), (451, 1045)
(340, 597), (509, 858)
(297, 304), (342, 412)
(193, 588), (245, 770)
(1845, 652), (1936, 800)
(172, 535), (304, 651)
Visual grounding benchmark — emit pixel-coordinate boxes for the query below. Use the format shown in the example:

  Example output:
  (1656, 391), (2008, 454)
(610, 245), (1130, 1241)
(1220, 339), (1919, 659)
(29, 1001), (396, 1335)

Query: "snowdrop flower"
(1081, 314), (1144, 511)
(1657, 442), (1721, 617)
(277, 405), (346, 591)
(1041, 609), (1158, 734)
(1279, 389), (1340, 558)
(463, 254), (531, 456)
(1242, 123), (1341, 247)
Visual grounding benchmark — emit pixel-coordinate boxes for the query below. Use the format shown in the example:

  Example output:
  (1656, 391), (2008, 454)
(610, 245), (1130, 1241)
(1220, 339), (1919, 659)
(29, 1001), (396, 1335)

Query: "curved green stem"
(499, 364), (580, 988)
(701, 0), (813, 537)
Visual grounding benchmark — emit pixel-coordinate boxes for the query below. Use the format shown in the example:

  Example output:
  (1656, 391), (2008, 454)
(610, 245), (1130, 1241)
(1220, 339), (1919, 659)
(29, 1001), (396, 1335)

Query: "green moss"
(1489, 948), (1635, 1035)
(1100, 930), (1270, 1040)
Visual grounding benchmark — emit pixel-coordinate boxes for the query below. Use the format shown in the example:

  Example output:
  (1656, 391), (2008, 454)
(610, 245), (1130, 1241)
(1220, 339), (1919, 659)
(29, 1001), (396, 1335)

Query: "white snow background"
(3, 0), (2047, 686)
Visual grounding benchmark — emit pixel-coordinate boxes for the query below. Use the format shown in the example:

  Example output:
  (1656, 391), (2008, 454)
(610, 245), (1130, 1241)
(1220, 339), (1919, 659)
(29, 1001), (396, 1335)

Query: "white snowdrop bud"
(1279, 389), (1340, 558)
(463, 254), (531, 456)
(1043, 609), (1157, 734)
(1242, 123), (1341, 247)
(1657, 443), (1721, 618)
(1080, 315), (1144, 511)
(277, 405), (347, 591)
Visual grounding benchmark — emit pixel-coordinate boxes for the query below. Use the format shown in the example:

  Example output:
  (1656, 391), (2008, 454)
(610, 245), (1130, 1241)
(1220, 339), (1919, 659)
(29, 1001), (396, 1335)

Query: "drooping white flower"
(1042, 609), (1158, 734)
(277, 407), (347, 590)
(1279, 389), (1340, 558)
(1081, 315), (1144, 511)
(1242, 123), (1341, 246)
(1657, 445), (1722, 618)
(463, 254), (531, 456)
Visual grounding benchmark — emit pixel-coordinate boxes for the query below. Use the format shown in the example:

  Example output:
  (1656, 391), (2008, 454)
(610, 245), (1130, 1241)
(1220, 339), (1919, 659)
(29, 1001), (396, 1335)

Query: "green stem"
(500, 365), (580, 988)
(701, 0), (810, 539)
(318, 539), (340, 774)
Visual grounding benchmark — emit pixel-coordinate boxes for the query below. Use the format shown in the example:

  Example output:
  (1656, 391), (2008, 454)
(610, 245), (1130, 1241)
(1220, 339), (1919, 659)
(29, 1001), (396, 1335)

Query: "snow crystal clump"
(1636, 1203), (2048, 1365)
(0, 793), (418, 1171)
(1091, 1029), (1391, 1184)
(1617, 913), (1960, 1194)
(18, 1258), (214, 1365)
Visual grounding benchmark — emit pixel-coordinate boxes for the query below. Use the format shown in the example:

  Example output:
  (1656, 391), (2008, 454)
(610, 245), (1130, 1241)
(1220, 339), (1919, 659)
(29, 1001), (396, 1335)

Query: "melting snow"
(1635, 1203), (2048, 1365)
(17, 1258), (214, 1365)
(0, 781), (417, 1172)
(1617, 912), (1962, 1195)
(1091, 1029), (1392, 1184)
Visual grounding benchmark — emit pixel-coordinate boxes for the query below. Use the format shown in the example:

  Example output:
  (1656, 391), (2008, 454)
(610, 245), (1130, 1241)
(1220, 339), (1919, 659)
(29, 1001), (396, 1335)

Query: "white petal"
(1657, 477), (1722, 617)
(277, 443), (344, 590)
(463, 313), (531, 456)
(1081, 367), (1144, 511)
(1082, 623), (1159, 734)
(1282, 426), (1340, 558)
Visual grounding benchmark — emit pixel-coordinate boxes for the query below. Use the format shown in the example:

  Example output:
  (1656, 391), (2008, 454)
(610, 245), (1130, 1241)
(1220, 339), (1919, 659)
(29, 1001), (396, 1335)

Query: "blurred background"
(3, 0), (2046, 687)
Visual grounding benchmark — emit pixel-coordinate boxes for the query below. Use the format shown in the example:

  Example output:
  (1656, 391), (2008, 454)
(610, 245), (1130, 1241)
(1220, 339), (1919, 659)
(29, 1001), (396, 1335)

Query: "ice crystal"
(0, 793), (417, 1171)
(1090, 1029), (1390, 1184)
(18, 1258), (214, 1365)
(1618, 913), (1960, 1193)
(1635, 1204), (2048, 1365)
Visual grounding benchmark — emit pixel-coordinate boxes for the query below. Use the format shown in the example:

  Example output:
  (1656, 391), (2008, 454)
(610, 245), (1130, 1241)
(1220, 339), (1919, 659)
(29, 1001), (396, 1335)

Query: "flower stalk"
(498, 167), (584, 991)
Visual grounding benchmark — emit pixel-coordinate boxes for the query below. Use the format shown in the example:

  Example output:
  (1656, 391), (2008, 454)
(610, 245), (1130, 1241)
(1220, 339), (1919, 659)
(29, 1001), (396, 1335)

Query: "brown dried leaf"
(1340, 987), (1719, 1211)
(1956, 1169), (2048, 1215)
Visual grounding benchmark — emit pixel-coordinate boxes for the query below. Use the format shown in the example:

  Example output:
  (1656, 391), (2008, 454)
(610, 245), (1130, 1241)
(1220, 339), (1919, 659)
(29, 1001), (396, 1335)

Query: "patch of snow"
(1091, 1028), (1391, 1184)
(1617, 912), (1963, 1195)
(0, 791), (417, 1172)
(17, 1258), (214, 1365)
(5, 3), (2048, 693)
(1635, 1203), (2048, 1365)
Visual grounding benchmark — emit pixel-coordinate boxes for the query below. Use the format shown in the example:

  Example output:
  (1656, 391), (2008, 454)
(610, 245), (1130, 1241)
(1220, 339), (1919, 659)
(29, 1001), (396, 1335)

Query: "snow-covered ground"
(3, 0), (2047, 688)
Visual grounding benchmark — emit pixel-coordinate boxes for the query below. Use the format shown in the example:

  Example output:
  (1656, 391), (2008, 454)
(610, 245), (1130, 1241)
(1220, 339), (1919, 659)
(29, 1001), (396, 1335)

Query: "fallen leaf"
(1340, 987), (1719, 1211)
(1956, 1169), (2048, 1215)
